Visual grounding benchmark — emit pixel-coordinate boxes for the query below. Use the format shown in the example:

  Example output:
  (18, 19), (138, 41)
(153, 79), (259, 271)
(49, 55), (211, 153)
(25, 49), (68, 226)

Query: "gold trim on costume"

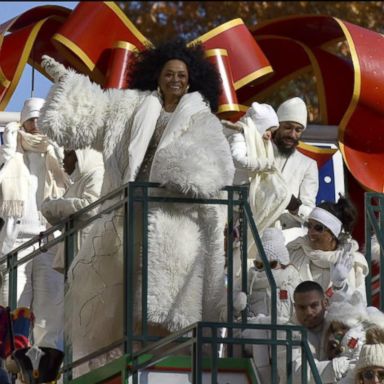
(104, 2), (152, 47)
(190, 19), (243, 45)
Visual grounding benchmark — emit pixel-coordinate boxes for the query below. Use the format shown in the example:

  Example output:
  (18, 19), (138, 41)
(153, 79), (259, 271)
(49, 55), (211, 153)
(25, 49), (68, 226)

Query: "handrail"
(0, 181), (320, 383)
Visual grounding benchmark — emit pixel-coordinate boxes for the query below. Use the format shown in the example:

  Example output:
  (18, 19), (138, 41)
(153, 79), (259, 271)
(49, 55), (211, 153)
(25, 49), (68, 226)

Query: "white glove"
(331, 246), (354, 288)
(3, 122), (20, 147)
(4, 121), (20, 134)
(332, 356), (350, 380)
(230, 133), (248, 166)
(41, 55), (69, 82)
(233, 291), (247, 313)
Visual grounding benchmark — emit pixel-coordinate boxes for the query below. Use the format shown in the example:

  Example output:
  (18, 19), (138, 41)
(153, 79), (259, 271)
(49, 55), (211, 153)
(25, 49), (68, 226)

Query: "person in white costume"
(38, 39), (235, 363)
(288, 195), (369, 304)
(41, 148), (105, 273)
(225, 103), (290, 248)
(277, 281), (355, 384)
(273, 97), (319, 240)
(0, 98), (68, 350)
(355, 326), (384, 384)
(323, 291), (384, 384)
(232, 228), (302, 383)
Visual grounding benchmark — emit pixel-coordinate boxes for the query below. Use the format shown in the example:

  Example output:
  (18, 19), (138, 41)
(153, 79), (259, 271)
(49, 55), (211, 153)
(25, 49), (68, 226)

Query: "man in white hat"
(273, 97), (319, 237)
(0, 97), (68, 350)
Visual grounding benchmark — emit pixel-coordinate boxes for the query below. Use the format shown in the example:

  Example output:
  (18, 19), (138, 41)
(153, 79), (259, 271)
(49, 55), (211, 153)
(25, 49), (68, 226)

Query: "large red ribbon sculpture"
(248, 15), (384, 194)
(1, 4), (384, 229)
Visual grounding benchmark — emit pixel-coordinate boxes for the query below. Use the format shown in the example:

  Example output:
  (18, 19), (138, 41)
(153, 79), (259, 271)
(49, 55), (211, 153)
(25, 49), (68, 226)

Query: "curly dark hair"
(317, 194), (358, 235)
(129, 38), (222, 112)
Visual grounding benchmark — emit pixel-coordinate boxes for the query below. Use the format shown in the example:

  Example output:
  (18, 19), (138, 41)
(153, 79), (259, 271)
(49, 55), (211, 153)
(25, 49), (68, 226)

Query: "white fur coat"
(38, 66), (235, 355)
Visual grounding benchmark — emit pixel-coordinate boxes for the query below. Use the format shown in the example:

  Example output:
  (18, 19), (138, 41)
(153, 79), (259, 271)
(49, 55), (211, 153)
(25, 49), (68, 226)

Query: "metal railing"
(0, 181), (321, 383)
(127, 322), (322, 384)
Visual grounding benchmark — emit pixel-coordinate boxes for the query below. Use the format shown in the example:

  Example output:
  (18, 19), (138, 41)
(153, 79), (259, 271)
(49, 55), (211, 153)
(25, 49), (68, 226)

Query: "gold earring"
(185, 84), (190, 94)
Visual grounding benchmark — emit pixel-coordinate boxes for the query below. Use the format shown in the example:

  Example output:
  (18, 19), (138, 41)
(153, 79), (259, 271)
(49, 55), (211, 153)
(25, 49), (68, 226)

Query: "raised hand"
(331, 243), (354, 288)
(41, 55), (69, 83)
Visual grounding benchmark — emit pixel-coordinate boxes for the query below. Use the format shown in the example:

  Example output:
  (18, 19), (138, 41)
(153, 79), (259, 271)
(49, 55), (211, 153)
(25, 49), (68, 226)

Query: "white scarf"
(242, 116), (290, 232)
(289, 236), (340, 269)
(124, 91), (209, 182)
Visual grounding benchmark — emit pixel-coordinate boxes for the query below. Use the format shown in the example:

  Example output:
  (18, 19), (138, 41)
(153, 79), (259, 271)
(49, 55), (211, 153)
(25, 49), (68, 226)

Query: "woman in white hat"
(355, 326), (384, 384)
(230, 227), (301, 383)
(246, 227), (301, 323)
(0, 97), (68, 351)
(225, 102), (290, 233)
(287, 195), (368, 304)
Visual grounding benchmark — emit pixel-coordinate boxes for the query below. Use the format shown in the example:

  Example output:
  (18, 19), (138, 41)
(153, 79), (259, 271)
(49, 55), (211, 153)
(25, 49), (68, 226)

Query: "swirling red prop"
(0, 2), (272, 118)
(248, 15), (384, 193)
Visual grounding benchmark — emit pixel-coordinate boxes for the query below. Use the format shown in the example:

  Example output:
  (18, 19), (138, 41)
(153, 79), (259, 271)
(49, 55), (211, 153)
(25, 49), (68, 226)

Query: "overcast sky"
(2, 2), (79, 112)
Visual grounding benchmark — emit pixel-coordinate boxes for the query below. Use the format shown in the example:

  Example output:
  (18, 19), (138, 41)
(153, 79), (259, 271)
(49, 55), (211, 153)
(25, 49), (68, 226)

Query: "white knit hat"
(245, 102), (279, 135)
(20, 97), (45, 126)
(276, 97), (307, 129)
(356, 326), (384, 371)
(256, 227), (290, 265)
(357, 343), (384, 370)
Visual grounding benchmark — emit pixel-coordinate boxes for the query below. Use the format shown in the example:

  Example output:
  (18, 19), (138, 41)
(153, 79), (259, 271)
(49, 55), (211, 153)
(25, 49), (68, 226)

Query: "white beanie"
(276, 97), (307, 129)
(357, 343), (384, 370)
(256, 228), (290, 265)
(356, 325), (384, 371)
(245, 102), (279, 135)
(20, 97), (45, 126)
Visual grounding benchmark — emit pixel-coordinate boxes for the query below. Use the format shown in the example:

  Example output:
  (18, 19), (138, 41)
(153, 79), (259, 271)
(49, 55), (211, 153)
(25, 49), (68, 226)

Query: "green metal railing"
(127, 322), (322, 384)
(0, 181), (321, 383)
(365, 192), (384, 309)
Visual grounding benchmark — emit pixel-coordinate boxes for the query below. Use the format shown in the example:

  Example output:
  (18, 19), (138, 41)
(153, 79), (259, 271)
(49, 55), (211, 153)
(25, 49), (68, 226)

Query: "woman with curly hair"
(38, 39), (235, 364)
(287, 195), (368, 304)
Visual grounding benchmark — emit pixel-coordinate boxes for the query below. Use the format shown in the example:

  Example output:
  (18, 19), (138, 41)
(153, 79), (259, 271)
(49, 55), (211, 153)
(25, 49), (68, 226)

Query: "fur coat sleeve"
(38, 64), (142, 155)
(151, 111), (235, 197)
(38, 68), (109, 151)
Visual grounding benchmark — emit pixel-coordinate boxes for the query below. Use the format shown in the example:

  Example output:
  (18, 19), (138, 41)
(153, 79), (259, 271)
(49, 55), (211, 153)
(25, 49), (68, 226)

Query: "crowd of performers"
(0, 38), (382, 383)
